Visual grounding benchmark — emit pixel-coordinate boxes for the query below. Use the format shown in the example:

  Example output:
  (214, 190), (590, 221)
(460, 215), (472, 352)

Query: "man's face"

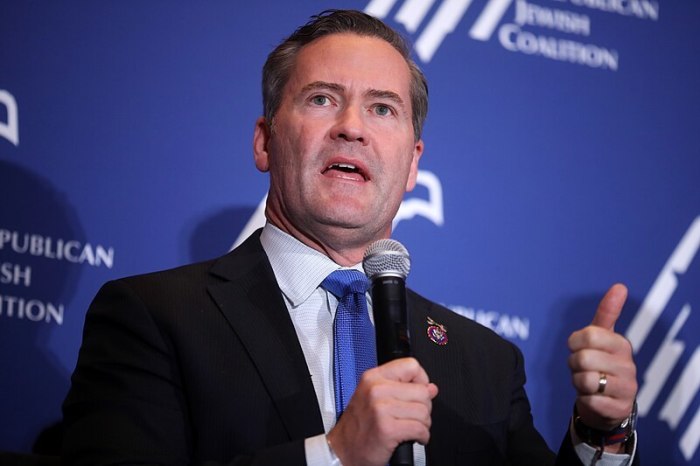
(254, 33), (423, 259)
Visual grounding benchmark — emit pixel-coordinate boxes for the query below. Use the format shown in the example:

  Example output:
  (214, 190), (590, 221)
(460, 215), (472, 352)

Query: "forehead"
(286, 33), (412, 100)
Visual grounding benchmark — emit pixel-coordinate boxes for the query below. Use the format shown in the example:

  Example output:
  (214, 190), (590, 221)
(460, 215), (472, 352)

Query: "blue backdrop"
(1, 1), (698, 464)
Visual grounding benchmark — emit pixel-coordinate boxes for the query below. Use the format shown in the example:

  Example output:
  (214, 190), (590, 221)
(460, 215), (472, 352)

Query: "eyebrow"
(365, 89), (405, 107)
(299, 81), (344, 94)
(299, 81), (406, 107)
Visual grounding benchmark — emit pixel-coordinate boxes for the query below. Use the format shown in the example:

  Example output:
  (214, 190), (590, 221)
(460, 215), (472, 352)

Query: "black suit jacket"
(62, 231), (589, 465)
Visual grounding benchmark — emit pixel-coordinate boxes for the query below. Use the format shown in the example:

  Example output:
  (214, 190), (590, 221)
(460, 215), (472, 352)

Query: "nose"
(330, 105), (367, 145)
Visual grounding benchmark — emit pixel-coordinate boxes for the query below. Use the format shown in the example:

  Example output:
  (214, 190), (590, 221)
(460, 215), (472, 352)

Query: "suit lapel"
(207, 232), (324, 440)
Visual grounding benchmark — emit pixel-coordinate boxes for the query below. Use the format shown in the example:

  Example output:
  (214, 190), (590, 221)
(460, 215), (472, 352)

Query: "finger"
(391, 418), (432, 446)
(567, 348), (636, 377)
(571, 371), (637, 400)
(591, 283), (628, 331)
(371, 357), (430, 384)
(372, 415), (432, 447)
(427, 382), (439, 399)
(568, 326), (634, 355)
(383, 399), (433, 427)
(571, 371), (608, 397)
(362, 378), (435, 406)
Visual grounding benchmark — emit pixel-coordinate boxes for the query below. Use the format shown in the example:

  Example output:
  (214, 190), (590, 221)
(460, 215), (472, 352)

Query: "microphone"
(363, 239), (413, 466)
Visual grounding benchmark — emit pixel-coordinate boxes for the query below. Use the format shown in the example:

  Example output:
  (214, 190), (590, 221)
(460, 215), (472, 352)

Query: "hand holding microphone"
(327, 240), (437, 466)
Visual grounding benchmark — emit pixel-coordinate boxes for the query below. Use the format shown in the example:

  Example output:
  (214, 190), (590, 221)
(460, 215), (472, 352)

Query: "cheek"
(267, 139), (308, 188)
(273, 122), (319, 163)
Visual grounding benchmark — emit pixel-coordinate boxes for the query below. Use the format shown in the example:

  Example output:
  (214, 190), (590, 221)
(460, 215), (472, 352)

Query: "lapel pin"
(426, 316), (448, 346)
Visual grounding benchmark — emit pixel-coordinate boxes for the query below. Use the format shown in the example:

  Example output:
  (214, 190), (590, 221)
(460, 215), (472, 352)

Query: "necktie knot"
(321, 269), (369, 299)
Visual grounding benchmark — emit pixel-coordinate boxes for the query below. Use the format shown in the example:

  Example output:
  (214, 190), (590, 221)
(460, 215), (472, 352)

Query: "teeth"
(323, 162), (366, 180)
(330, 163), (357, 171)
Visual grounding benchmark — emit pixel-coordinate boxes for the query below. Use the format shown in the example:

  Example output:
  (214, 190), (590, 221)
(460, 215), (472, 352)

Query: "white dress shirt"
(259, 223), (633, 465)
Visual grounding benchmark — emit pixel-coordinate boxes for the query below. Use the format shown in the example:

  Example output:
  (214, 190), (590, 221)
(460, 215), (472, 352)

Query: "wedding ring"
(597, 372), (607, 394)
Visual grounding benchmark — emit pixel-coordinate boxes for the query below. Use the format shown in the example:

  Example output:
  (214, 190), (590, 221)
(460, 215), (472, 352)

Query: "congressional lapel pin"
(426, 316), (448, 346)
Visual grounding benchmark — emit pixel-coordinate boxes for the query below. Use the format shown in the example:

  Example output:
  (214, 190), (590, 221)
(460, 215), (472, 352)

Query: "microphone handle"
(370, 275), (413, 466)
(391, 442), (414, 466)
(371, 276), (410, 364)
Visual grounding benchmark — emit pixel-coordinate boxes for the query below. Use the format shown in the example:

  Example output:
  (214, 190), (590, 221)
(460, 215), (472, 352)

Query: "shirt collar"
(259, 223), (364, 308)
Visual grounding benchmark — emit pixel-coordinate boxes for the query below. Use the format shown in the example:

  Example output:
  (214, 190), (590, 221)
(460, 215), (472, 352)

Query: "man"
(62, 10), (638, 465)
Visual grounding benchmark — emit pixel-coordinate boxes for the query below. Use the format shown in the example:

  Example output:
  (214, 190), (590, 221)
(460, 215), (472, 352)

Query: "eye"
(373, 104), (393, 116)
(311, 95), (331, 106)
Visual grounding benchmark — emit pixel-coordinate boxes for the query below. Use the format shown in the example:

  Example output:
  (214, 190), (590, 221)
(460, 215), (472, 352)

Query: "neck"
(266, 215), (389, 267)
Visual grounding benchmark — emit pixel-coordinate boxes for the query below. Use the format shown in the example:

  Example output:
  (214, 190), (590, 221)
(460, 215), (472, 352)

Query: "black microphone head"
(362, 239), (411, 280)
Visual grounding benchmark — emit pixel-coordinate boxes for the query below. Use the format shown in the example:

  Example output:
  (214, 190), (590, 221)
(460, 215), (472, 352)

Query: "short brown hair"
(262, 9), (428, 141)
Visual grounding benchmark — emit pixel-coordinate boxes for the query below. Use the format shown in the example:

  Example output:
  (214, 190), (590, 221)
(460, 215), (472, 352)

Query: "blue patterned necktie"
(322, 269), (377, 420)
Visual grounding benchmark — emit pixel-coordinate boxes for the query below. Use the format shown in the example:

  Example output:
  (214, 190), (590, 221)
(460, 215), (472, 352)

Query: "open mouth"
(322, 163), (369, 181)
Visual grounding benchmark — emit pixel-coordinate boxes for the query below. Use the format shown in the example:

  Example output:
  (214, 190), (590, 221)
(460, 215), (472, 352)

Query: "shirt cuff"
(305, 434), (341, 466)
(570, 418), (638, 466)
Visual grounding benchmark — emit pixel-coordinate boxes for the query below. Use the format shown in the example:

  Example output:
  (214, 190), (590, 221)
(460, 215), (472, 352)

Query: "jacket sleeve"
(62, 279), (307, 466)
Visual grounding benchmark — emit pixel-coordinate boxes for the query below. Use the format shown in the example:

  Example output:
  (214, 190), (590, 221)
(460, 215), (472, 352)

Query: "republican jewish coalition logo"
(366, 0), (659, 70)
(366, 0), (516, 62)
(626, 217), (700, 462)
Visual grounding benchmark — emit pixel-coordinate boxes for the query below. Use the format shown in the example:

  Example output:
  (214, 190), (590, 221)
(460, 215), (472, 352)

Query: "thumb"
(591, 283), (628, 330)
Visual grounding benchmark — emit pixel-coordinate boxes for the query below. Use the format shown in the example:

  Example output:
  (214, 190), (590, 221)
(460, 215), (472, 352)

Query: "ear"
(404, 139), (424, 192)
(253, 116), (271, 172)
